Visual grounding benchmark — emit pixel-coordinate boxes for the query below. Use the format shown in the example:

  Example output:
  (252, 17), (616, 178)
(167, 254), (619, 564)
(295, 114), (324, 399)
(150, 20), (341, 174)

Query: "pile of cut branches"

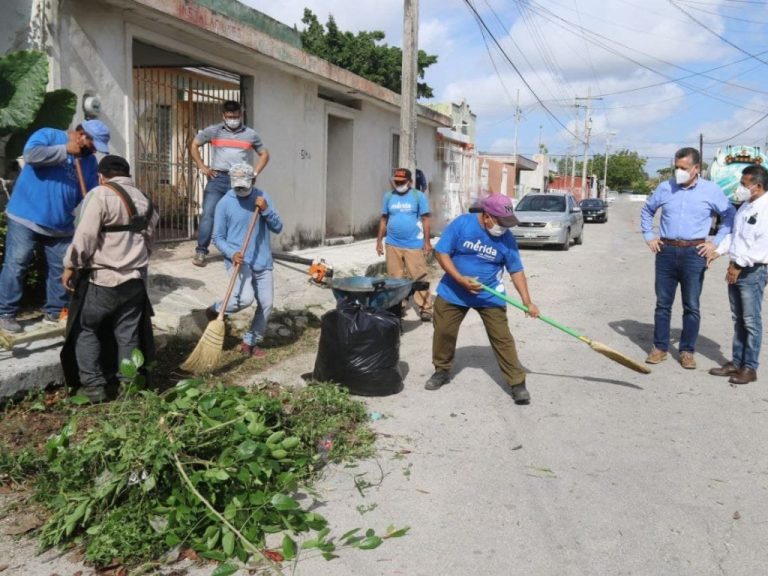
(22, 374), (403, 570)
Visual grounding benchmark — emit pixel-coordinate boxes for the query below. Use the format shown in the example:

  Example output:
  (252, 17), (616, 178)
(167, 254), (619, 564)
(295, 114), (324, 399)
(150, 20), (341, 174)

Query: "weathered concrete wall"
(46, 0), (445, 248)
(0, 0), (34, 54)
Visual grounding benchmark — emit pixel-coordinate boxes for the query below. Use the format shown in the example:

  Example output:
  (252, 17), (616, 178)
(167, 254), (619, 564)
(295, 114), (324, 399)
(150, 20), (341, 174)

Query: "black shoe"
(425, 370), (450, 390)
(511, 383), (530, 405)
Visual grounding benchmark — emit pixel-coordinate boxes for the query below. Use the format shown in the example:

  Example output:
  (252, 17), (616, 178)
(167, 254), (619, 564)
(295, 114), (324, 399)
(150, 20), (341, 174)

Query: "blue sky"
(244, 0), (768, 176)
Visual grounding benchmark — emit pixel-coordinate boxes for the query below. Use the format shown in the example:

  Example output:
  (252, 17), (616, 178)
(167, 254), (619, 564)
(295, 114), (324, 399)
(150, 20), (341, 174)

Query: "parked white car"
(511, 192), (584, 250)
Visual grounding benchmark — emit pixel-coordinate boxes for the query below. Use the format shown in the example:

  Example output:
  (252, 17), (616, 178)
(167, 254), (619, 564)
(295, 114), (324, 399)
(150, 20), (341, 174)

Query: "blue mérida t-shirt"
(382, 188), (430, 249)
(435, 213), (523, 308)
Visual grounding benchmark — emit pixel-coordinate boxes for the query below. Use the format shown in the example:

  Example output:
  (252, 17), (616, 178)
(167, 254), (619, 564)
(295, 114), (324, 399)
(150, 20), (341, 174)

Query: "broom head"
(588, 339), (651, 374)
(180, 318), (226, 373)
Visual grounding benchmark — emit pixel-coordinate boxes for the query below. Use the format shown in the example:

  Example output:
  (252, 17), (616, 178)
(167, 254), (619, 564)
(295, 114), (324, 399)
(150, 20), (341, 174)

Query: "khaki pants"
(385, 245), (432, 313)
(432, 295), (526, 386)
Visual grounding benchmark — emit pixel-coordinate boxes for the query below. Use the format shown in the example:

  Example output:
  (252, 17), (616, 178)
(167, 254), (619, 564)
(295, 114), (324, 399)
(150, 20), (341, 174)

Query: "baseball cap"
(392, 168), (412, 183)
(229, 162), (255, 189)
(81, 119), (110, 153)
(97, 155), (131, 175)
(482, 194), (520, 227)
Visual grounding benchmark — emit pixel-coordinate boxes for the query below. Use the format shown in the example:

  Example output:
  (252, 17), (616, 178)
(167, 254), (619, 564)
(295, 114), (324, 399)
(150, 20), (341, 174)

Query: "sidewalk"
(0, 238), (402, 400)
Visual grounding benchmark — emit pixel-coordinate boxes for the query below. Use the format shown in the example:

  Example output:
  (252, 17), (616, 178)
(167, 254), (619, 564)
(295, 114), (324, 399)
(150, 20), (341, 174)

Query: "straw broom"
(480, 283), (651, 375)
(181, 206), (261, 373)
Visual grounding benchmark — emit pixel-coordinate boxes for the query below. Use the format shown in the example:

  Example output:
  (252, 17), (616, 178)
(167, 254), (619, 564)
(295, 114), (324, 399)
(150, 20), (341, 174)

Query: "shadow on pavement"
(608, 318), (729, 366)
(452, 345), (644, 393)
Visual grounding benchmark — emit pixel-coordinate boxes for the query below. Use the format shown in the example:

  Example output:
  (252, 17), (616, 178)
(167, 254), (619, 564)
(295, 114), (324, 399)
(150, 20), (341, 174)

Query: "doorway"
(325, 115), (354, 239)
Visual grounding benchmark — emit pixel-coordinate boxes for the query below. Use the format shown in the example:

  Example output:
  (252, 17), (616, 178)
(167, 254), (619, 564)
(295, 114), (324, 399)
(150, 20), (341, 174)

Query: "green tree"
(299, 9), (438, 98)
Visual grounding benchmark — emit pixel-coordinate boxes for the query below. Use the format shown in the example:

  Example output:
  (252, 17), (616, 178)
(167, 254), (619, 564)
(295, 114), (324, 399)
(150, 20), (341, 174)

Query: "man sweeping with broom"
(183, 163), (283, 372)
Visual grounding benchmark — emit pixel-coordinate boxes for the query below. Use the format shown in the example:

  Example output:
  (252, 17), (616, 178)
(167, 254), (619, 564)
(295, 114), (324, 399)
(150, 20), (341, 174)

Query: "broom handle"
(479, 283), (585, 341)
(74, 157), (89, 198)
(217, 205), (261, 321)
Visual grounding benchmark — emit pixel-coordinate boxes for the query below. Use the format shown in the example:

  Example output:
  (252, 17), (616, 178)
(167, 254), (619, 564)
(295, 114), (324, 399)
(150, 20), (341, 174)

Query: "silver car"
(511, 192), (584, 250)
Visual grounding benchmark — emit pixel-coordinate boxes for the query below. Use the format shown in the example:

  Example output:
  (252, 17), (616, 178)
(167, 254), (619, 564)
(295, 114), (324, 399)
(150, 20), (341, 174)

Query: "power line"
(461, 0), (586, 143)
(668, 0), (768, 66)
(705, 111), (768, 145)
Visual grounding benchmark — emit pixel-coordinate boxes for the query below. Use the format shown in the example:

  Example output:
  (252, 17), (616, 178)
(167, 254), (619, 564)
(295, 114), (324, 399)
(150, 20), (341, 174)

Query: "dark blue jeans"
(653, 244), (707, 353)
(196, 173), (231, 254)
(0, 218), (70, 317)
(728, 264), (767, 370)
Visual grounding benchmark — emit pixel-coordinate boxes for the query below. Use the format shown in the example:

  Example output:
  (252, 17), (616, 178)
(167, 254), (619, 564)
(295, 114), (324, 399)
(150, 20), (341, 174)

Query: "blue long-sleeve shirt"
(6, 127), (99, 234)
(212, 188), (282, 271)
(640, 177), (734, 245)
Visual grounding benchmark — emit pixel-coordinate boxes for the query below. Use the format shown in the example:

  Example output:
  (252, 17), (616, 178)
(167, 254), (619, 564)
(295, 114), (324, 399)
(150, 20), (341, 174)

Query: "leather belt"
(661, 238), (705, 247)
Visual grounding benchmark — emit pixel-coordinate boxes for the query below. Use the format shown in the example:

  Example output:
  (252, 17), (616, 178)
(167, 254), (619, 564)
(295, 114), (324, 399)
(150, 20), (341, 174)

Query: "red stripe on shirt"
(211, 138), (253, 149)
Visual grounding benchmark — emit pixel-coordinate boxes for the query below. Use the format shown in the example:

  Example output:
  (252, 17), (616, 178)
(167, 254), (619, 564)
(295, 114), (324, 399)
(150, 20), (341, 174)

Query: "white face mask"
(733, 184), (752, 203)
(675, 168), (693, 185)
(224, 118), (242, 130)
(488, 223), (506, 237)
(395, 184), (409, 193)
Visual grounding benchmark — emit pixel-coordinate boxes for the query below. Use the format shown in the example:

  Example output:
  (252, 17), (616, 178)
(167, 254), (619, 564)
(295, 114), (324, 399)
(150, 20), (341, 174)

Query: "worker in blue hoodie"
(0, 120), (110, 333)
(207, 163), (283, 358)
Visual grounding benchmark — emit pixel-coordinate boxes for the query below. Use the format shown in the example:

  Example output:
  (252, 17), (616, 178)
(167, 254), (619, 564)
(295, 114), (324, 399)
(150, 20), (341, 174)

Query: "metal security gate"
(133, 66), (241, 242)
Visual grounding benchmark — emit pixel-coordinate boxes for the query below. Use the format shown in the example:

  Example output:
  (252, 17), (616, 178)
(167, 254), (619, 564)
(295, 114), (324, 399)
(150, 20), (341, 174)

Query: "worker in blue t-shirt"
(207, 163), (283, 359)
(425, 193), (540, 405)
(376, 168), (433, 321)
(0, 120), (110, 334)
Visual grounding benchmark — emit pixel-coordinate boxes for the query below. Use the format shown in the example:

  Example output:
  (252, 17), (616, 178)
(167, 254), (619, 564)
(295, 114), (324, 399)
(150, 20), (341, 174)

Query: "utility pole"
(699, 133), (704, 172)
(602, 131), (616, 201)
(576, 90), (602, 199)
(512, 89), (521, 199)
(399, 0), (418, 175)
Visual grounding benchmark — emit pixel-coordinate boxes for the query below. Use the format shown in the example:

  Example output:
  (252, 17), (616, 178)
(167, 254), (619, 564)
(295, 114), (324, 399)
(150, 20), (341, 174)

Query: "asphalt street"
(277, 194), (768, 576)
(3, 194), (766, 575)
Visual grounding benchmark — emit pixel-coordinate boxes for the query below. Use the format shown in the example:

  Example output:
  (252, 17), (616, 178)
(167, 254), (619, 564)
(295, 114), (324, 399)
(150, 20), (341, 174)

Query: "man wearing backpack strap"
(60, 155), (159, 403)
(376, 168), (433, 321)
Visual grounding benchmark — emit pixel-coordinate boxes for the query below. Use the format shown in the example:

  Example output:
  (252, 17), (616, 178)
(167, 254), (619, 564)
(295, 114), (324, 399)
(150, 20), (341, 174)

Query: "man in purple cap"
(0, 120), (109, 333)
(426, 193), (540, 405)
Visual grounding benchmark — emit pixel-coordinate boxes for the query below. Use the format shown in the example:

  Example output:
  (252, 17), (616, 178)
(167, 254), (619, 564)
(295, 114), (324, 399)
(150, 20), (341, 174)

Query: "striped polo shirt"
(195, 122), (266, 172)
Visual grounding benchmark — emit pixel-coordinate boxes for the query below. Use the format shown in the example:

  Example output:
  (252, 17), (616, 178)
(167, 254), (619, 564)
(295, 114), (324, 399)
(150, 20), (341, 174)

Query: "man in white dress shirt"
(709, 164), (768, 384)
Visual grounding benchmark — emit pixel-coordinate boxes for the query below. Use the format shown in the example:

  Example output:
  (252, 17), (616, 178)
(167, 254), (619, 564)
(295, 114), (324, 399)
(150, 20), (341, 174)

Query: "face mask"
(234, 186), (251, 197)
(733, 184), (752, 203)
(80, 146), (94, 157)
(224, 118), (242, 130)
(488, 223), (506, 237)
(394, 184), (409, 193)
(675, 168), (693, 185)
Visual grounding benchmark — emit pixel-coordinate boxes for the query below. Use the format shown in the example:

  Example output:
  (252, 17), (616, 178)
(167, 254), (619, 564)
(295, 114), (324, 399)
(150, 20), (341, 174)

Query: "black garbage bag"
(313, 305), (403, 396)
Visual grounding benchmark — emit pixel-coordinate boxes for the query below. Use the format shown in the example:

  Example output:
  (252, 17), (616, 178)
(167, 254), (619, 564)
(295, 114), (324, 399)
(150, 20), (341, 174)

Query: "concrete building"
(519, 153), (552, 196)
(1, 0), (451, 248)
(477, 153), (538, 202)
(428, 99), (478, 226)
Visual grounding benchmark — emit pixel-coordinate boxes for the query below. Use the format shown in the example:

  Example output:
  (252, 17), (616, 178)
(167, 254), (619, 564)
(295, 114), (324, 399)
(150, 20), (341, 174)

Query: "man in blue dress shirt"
(640, 147), (735, 369)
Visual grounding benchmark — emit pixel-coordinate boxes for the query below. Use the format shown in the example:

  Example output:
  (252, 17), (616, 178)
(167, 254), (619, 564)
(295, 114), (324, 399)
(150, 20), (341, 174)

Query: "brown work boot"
(645, 347), (668, 364)
(679, 351), (696, 370)
(709, 362), (738, 377)
(728, 367), (757, 385)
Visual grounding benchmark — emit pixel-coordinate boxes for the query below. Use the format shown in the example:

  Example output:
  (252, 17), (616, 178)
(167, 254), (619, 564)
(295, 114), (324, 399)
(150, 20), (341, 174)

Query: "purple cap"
(482, 194), (519, 227)
(81, 119), (110, 153)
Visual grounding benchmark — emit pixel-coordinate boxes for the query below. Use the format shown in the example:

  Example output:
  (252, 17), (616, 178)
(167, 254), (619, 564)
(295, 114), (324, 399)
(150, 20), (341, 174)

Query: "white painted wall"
(42, 0), (444, 249)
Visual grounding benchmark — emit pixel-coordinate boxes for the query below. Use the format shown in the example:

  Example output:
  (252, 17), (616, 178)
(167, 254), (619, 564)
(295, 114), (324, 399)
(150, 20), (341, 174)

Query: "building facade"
(2, 0), (450, 248)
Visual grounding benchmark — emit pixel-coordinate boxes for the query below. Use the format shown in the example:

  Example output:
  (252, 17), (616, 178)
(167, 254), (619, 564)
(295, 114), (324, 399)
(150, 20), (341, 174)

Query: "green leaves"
(270, 493), (299, 512)
(0, 50), (49, 134)
(29, 380), (391, 568)
(211, 563), (238, 576)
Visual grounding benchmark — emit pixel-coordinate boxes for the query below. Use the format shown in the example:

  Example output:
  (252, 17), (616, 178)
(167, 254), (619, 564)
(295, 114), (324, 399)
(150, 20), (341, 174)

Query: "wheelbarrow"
(330, 276), (430, 320)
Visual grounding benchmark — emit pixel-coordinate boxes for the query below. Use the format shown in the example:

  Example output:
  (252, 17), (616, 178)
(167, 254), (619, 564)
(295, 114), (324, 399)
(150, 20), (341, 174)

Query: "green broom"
(480, 283), (651, 375)
(181, 206), (260, 373)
